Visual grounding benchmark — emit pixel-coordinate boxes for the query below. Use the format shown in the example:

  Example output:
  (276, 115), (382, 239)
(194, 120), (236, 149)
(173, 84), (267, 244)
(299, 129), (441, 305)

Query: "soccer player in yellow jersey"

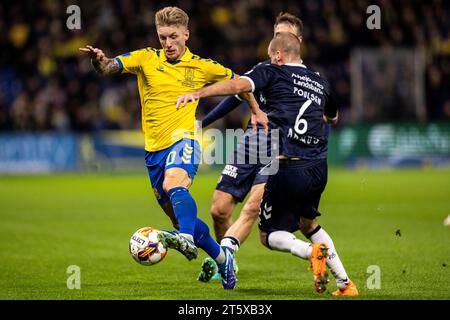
(79, 6), (267, 290)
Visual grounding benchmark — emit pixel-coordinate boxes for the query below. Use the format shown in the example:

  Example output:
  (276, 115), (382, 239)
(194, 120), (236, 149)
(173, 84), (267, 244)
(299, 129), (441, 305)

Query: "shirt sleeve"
(203, 59), (235, 83)
(324, 89), (338, 120)
(239, 64), (273, 93)
(115, 48), (149, 75)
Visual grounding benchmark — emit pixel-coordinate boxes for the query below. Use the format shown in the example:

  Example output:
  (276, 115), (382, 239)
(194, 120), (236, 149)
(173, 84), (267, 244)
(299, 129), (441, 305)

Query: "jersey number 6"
(294, 99), (312, 135)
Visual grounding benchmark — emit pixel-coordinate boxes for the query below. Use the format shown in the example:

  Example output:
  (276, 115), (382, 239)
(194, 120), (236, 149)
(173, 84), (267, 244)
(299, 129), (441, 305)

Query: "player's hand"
(323, 113), (338, 125)
(176, 93), (199, 110)
(251, 110), (269, 135)
(79, 45), (106, 62)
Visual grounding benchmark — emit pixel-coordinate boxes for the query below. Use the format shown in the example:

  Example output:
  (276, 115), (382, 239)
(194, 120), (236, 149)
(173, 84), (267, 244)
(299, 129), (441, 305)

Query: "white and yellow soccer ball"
(129, 227), (167, 266)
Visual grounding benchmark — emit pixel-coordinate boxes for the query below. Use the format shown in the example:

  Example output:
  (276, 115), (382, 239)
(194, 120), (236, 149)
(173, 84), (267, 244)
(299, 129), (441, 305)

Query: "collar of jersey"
(162, 47), (192, 64)
(285, 62), (307, 68)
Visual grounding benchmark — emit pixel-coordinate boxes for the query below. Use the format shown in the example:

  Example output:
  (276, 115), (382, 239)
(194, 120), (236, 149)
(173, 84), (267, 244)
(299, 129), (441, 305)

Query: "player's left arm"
(324, 89), (339, 125)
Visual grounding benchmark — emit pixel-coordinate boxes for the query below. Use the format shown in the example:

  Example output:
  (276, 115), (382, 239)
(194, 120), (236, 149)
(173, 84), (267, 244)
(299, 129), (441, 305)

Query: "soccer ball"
(129, 227), (167, 266)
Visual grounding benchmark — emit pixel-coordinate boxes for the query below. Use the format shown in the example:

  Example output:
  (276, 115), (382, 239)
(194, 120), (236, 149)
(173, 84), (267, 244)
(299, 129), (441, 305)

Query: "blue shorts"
(145, 138), (201, 205)
(259, 159), (327, 234)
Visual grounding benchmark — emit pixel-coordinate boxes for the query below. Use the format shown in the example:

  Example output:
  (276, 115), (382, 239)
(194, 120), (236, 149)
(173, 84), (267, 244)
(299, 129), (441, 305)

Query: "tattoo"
(92, 58), (120, 76)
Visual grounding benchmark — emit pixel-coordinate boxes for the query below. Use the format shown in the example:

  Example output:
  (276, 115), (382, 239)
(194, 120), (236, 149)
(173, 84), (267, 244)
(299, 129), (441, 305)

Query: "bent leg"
(260, 229), (312, 259)
(223, 183), (265, 250)
(163, 167), (196, 238)
(210, 190), (237, 241)
(300, 217), (350, 288)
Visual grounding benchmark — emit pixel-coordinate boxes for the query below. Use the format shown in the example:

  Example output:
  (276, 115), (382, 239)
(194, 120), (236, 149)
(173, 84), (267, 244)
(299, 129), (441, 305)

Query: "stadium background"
(0, 0), (449, 300)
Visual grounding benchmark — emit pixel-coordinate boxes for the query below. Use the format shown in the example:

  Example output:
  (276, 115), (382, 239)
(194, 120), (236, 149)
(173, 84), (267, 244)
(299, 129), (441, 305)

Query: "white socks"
(215, 249), (226, 264)
(220, 236), (240, 253)
(180, 233), (227, 264)
(267, 228), (350, 289)
(267, 231), (312, 259)
(309, 227), (349, 288)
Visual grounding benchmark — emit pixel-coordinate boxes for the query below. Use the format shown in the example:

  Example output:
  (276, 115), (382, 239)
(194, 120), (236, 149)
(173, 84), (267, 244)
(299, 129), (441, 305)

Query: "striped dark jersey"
(241, 62), (337, 160)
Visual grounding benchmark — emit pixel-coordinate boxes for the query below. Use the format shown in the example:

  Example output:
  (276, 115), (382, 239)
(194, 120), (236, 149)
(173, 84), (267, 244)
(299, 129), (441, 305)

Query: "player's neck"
(282, 58), (304, 66)
(279, 55), (303, 66)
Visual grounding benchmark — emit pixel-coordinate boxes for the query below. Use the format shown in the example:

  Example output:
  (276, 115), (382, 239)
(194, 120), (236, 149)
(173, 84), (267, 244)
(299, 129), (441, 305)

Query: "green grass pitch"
(0, 167), (449, 300)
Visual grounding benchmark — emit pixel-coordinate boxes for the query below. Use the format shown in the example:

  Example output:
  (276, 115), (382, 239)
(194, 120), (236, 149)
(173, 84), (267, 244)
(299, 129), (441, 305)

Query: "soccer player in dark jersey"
(197, 12), (304, 282)
(177, 32), (358, 296)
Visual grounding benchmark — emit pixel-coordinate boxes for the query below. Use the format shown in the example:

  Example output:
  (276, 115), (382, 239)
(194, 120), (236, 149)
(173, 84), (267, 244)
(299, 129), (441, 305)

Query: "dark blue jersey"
(241, 63), (337, 160)
(245, 60), (270, 130)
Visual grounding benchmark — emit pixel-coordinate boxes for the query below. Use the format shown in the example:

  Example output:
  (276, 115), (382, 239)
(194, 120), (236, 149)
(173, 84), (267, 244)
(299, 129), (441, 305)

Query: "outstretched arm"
(177, 78), (251, 106)
(79, 45), (120, 76)
(176, 78), (269, 132)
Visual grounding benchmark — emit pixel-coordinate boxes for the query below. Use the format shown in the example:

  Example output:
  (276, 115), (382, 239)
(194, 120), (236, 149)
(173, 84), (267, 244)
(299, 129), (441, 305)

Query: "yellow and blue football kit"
(115, 47), (238, 289)
(115, 47), (234, 204)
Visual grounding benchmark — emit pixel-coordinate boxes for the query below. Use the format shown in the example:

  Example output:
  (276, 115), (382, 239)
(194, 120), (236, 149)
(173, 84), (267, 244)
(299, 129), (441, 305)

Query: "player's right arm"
(176, 77), (269, 132)
(201, 61), (269, 127)
(79, 45), (121, 76)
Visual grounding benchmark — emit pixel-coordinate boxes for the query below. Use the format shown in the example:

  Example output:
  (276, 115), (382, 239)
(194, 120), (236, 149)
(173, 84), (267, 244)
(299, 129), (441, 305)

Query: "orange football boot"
(332, 280), (359, 297)
(308, 243), (329, 293)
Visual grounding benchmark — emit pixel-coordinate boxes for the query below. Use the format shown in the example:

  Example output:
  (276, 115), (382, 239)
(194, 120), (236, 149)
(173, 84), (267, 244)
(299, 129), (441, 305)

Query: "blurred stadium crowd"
(0, 0), (449, 132)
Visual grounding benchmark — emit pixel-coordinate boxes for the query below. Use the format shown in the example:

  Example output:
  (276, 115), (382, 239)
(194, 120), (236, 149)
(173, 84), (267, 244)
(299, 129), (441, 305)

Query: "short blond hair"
(155, 6), (189, 29)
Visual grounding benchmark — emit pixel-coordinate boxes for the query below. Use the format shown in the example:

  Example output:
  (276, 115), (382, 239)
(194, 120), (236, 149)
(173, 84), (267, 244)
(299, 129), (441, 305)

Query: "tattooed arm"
(79, 45), (120, 75)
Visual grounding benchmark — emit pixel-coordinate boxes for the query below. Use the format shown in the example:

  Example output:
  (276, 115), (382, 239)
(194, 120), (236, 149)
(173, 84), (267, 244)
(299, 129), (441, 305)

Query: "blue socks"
(194, 218), (221, 259)
(167, 187), (221, 260)
(168, 187), (197, 236)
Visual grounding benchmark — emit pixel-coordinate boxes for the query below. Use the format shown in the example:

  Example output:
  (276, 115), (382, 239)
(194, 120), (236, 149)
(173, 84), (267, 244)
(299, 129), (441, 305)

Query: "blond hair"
(155, 6), (189, 29)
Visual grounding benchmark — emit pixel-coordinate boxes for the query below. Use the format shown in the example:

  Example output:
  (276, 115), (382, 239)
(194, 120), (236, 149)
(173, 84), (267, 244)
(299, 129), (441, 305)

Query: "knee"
(163, 169), (191, 194)
(299, 218), (318, 236)
(162, 179), (176, 194)
(210, 202), (230, 223)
